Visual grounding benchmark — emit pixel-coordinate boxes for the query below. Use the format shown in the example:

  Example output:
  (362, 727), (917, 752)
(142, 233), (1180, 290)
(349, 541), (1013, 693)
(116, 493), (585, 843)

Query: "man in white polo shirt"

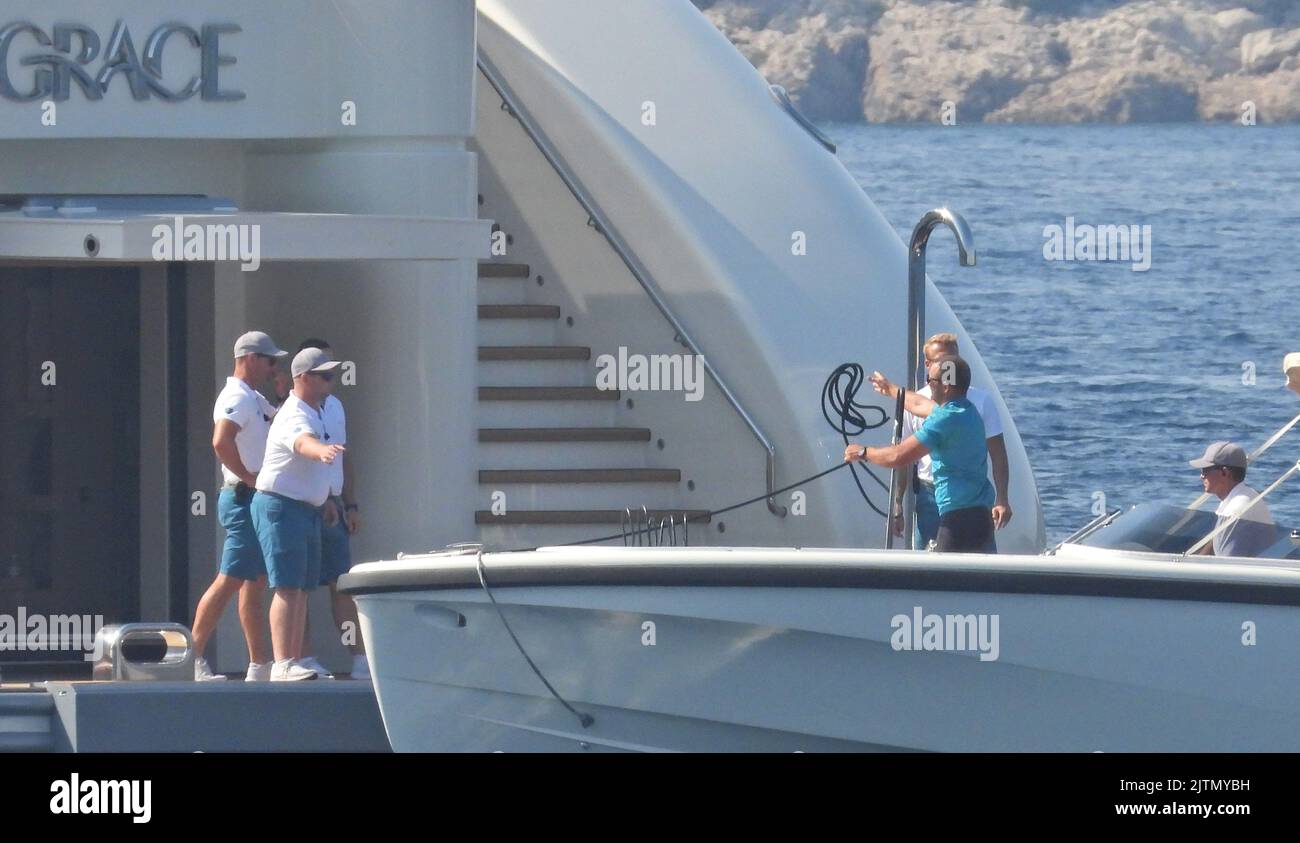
(1190, 441), (1276, 558)
(871, 332), (1011, 551)
(191, 331), (286, 681)
(252, 347), (345, 681)
(293, 339), (370, 681)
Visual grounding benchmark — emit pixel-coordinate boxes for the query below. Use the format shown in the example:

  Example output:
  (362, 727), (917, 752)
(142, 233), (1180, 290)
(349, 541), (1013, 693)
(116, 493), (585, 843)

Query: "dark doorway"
(0, 266), (140, 670)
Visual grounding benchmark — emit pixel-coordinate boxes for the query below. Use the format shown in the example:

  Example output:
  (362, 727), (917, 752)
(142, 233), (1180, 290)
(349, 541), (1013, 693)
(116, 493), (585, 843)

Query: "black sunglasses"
(310, 371), (335, 382)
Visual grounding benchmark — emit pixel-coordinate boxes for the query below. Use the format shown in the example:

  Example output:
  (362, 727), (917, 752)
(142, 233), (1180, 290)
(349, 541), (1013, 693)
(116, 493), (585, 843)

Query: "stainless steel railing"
(477, 54), (786, 516)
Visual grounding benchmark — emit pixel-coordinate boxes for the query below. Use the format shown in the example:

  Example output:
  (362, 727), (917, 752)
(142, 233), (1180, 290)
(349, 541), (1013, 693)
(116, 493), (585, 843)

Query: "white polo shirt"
(903, 385), (1002, 485)
(256, 393), (332, 506)
(321, 394), (348, 497)
(212, 377), (277, 485)
(1213, 483), (1276, 558)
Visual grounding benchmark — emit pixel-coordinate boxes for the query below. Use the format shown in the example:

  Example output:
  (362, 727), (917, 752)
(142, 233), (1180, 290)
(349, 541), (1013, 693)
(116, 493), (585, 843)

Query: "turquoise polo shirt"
(912, 396), (995, 516)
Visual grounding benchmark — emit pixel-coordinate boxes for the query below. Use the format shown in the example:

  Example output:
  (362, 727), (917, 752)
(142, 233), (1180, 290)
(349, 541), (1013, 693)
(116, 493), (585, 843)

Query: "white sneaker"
(194, 657), (228, 682)
(245, 662), (272, 682)
(270, 659), (318, 681)
(350, 654), (371, 681)
(296, 656), (334, 679)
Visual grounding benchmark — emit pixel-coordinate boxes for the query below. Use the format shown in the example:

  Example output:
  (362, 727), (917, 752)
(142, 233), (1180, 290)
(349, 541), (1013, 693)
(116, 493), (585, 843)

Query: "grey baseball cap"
(1189, 441), (1247, 470)
(291, 347), (343, 378)
(233, 331), (287, 359)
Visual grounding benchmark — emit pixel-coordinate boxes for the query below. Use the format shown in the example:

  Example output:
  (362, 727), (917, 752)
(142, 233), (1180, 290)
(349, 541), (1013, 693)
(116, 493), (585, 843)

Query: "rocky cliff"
(693, 0), (1300, 122)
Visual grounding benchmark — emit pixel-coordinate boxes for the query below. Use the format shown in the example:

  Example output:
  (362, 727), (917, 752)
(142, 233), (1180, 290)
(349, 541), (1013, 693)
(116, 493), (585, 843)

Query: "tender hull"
(344, 548), (1300, 752)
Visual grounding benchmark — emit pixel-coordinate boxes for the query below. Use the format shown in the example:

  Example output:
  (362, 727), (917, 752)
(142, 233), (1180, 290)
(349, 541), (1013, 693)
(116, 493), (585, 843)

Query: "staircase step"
(479, 346), (590, 361)
(478, 262), (531, 279)
(478, 319), (560, 345)
(476, 509), (711, 525)
(480, 427), (651, 443)
(479, 386), (619, 401)
(478, 304), (560, 320)
(480, 468), (681, 484)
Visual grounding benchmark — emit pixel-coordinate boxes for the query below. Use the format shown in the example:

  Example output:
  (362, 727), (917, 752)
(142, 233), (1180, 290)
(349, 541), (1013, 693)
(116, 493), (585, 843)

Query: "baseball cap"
(291, 347), (343, 378)
(233, 331), (287, 359)
(1283, 352), (1300, 374)
(1188, 441), (1247, 470)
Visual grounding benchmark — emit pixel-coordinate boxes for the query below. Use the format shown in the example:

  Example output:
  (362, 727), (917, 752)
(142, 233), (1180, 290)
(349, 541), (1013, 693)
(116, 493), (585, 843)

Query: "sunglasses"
(309, 371), (335, 382)
(1199, 466), (1225, 477)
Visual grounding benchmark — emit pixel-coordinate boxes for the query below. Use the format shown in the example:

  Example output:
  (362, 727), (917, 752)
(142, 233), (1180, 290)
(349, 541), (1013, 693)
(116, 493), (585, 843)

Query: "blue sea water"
(829, 123), (1300, 543)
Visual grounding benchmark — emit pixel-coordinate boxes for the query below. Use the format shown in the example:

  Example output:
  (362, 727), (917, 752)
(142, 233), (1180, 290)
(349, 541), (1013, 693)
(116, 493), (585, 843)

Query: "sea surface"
(828, 123), (1300, 543)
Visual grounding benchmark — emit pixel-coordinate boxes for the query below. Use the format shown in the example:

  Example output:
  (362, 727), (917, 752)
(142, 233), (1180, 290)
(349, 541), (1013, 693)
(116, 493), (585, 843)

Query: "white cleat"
(270, 659), (318, 681)
(194, 657), (228, 682)
(295, 656), (334, 679)
(245, 662), (272, 682)
(350, 654), (371, 681)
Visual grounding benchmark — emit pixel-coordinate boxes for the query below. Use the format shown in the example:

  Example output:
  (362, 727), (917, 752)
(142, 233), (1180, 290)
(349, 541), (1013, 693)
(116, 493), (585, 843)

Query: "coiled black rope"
(820, 362), (892, 517)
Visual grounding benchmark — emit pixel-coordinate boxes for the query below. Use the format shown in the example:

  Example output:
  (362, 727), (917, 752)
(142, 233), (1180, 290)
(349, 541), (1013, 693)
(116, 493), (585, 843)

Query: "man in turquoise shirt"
(846, 354), (995, 552)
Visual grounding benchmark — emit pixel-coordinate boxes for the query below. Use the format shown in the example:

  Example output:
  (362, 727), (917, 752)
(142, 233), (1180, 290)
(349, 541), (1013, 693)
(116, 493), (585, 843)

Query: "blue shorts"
(251, 491), (322, 591)
(218, 488), (267, 580)
(320, 502), (354, 584)
(915, 482), (996, 553)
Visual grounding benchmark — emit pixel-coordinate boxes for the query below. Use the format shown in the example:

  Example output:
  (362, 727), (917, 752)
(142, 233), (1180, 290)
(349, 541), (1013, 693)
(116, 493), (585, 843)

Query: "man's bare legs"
(329, 584), (365, 655)
(270, 588), (308, 662)
(236, 577), (272, 664)
(192, 574), (242, 661)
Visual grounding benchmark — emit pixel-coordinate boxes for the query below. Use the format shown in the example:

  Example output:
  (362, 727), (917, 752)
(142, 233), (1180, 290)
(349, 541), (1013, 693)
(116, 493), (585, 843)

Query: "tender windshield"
(1078, 502), (1300, 559)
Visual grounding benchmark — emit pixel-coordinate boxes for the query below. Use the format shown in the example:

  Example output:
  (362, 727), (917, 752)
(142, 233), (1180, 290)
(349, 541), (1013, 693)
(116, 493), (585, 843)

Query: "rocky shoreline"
(694, 0), (1300, 123)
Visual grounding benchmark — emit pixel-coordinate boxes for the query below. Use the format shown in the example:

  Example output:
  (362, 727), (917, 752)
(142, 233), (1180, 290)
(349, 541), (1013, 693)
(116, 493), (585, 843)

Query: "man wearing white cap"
(1189, 441), (1276, 558)
(252, 347), (346, 680)
(191, 331), (286, 681)
(1284, 353), (1300, 398)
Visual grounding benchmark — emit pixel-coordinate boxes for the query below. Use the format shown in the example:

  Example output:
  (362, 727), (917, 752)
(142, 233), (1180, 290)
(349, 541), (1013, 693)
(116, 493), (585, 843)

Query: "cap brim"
(1189, 458), (1214, 468)
(310, 361), (343, 372)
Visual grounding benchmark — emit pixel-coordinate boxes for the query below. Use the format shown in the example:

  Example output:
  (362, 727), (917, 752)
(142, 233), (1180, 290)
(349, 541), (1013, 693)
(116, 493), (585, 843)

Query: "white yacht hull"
(342, 547), (1300, 752)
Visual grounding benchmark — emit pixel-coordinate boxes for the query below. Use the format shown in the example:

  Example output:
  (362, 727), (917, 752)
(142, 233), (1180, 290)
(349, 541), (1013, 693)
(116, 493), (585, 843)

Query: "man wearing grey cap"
(190, 331), (286, 681)
(1189, 441), (1276, 558)
(252, 346), (346, 680)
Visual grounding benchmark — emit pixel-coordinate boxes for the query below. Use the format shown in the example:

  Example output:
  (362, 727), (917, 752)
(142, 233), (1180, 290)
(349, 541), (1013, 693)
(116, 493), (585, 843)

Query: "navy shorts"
(320, 502), (354, 584)
(218, 488), (267, 580)
(916, 483), (996, 553)
(251, 491), (322, 591)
